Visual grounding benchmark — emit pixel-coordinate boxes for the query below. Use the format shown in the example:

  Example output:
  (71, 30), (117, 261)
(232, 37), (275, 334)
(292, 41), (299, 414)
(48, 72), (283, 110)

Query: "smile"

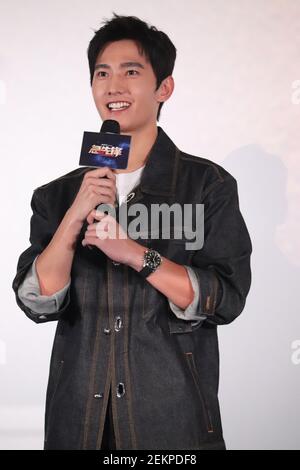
(106, 101), (132, 112)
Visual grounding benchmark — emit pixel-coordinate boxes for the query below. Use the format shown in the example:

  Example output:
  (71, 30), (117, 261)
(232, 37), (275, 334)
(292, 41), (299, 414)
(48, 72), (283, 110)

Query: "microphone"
(79, 119), (131, 170)
(79, 119), (131, 249)
(100, 119), (120, 134)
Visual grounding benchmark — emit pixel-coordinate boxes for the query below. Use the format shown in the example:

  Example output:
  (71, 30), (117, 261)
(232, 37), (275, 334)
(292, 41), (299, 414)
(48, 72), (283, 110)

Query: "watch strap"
(138, 264), (154, 279)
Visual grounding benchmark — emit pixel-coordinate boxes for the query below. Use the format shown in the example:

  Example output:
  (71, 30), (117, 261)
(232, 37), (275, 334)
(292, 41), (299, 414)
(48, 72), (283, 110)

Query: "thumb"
(86, 210), (96, 225)
(86, 209), (105, 225)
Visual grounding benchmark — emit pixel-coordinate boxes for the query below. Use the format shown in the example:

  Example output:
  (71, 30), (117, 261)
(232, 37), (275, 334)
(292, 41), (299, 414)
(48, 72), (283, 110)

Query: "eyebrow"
(94, 62), (145, 71)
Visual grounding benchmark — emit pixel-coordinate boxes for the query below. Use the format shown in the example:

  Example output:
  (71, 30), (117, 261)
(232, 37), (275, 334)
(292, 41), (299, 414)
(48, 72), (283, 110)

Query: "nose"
(107, 73), (127, 96)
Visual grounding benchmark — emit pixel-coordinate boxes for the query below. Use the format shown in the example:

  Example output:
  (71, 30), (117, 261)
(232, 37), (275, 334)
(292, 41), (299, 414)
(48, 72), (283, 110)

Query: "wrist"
(126, 240), (146, 271)
(58, 210), (84, 250)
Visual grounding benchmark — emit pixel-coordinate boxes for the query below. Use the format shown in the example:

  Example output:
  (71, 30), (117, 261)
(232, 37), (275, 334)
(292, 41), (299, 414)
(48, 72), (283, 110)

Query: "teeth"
(108, 102), (131, 109)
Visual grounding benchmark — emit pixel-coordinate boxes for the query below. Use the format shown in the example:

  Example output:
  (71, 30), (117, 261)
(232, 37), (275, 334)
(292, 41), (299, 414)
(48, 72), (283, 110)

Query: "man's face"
(91, 39), (166, 133)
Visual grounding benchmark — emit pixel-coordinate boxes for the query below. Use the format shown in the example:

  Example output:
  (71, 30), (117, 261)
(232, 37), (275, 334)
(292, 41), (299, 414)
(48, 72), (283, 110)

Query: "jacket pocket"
(45, 359), (64, 443)
(184, 352), (214, 434)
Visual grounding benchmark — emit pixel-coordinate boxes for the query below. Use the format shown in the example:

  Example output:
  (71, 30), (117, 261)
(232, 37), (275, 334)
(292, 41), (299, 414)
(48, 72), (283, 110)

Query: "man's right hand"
(67, 167), (116, 225)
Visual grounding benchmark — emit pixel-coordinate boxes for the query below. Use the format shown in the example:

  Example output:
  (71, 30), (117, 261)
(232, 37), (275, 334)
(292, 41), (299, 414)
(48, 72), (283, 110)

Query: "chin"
(119, 122), (134, 134)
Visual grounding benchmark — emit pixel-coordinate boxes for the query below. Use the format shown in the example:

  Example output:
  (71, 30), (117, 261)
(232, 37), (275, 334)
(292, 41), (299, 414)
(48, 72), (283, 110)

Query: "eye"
(95, 71), (107, 78)
(127, 69), (139, 76)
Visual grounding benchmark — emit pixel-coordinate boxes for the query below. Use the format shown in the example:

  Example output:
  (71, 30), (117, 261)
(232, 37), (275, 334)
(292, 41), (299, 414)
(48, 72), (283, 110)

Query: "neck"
(115, 123), (158, 174)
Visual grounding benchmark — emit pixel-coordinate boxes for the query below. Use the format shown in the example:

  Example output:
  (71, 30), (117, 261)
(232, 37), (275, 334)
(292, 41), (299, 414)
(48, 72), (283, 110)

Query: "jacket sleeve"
(188, 175), (252, 326)
(12, 188), (71, 324)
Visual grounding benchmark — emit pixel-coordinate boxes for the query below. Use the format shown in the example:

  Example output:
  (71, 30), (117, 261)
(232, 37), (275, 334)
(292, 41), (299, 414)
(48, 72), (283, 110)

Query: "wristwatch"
(138, 248), (162, 279)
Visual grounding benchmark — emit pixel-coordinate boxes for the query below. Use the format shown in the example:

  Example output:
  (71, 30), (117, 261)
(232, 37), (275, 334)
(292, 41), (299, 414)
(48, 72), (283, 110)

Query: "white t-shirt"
(115, 165), (145, 205)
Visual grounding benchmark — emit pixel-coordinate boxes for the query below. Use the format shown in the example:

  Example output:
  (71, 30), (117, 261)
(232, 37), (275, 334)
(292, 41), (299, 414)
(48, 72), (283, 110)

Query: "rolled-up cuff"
(17, 255), (71, 314)
(168, 265), (206, 326)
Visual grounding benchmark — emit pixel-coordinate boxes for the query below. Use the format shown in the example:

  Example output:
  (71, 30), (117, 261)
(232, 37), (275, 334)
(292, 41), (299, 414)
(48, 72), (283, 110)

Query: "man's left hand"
(82, 209), (143, 267)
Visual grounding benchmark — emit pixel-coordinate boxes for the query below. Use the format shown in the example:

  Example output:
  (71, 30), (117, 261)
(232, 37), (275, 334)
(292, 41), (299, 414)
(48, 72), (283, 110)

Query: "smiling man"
(12, 13), (252, 450)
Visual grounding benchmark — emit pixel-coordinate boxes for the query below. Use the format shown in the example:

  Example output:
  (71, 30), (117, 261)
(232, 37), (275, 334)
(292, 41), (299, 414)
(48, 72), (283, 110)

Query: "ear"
(156, 76), (175, 104)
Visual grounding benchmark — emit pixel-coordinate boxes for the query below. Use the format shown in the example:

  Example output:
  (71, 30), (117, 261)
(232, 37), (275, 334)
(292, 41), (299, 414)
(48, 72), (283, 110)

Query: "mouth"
(106, 101), (132, 113)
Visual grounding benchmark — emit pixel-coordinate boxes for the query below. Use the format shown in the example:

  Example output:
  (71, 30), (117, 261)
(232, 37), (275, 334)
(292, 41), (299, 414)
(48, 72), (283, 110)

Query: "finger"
(88, 192), (116, 207)
(86, 224), (103, 236)
(86, 209), (106, 225)
(86, 225), (96, 233)
(82, 239), (91, 247)
(94, 209), (108, 220)
(105, 168), (116, 181)
(86, 178), (116, 190)
(91, 185), (115, 198)
(82, 233), (102, 245)
(84, 233), (98, 241)
(86, 222), (110, 236)
(89, 188), (116, 207)
(88, 184), (115, 198)
(84, 166), (116, 181)
(86, 211), (95, 225)
(93, 220), (109, 232)
(82, 238), (98, 247)
(82, 237), (94, 247)
(93, 228), (109, 240)
(90, 213), (110, 225)
(95, 221), (115, 239)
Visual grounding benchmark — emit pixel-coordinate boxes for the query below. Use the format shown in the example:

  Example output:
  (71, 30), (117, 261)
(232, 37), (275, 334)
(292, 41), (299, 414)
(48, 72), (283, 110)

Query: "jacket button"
(116, 383), (125, 398)
(94, 393), (103, 399)
(38, 315), (47, 320)
(114, 316), (122, 332)
(112, 261), (120, 266)
(125, 192), (135, 203)
(103, 328), (111, 335)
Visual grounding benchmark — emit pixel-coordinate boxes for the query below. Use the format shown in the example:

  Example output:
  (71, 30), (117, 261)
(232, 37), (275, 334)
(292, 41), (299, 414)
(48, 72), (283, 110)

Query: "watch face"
(145, 249), (161, 270)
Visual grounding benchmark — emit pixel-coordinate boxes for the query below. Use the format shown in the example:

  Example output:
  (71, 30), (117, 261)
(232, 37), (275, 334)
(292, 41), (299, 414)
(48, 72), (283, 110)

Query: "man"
(12, 14), (252, 450)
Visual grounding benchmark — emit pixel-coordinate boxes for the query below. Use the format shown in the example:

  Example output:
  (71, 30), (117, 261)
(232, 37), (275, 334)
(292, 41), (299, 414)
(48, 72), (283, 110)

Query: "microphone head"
(100, 119), (120, 134)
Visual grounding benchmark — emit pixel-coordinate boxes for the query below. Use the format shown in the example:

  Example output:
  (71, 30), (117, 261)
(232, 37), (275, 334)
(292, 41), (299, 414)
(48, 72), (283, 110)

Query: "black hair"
(87, 13), (177, 121)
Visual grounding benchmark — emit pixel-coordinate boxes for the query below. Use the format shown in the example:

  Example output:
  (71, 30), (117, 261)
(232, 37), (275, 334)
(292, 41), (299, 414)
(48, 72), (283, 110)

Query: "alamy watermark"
(0, 339), (7, 365)
(291, 340), (300, 365)
(291, 80), (300, 104)
(0, 80), (6, 106)
(95, 202), (204, 250)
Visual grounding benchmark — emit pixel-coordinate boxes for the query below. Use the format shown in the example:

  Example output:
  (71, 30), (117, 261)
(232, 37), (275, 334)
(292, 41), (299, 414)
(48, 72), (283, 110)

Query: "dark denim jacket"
(12, 127), (252, 450)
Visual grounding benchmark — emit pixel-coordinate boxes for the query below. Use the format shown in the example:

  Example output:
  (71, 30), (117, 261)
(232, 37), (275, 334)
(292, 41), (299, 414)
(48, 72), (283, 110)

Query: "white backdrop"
(0, 0), (299, 450)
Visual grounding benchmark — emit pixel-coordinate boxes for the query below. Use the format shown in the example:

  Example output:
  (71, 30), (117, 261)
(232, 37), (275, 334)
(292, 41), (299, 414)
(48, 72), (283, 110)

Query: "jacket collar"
(138, 126), (180, 197)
